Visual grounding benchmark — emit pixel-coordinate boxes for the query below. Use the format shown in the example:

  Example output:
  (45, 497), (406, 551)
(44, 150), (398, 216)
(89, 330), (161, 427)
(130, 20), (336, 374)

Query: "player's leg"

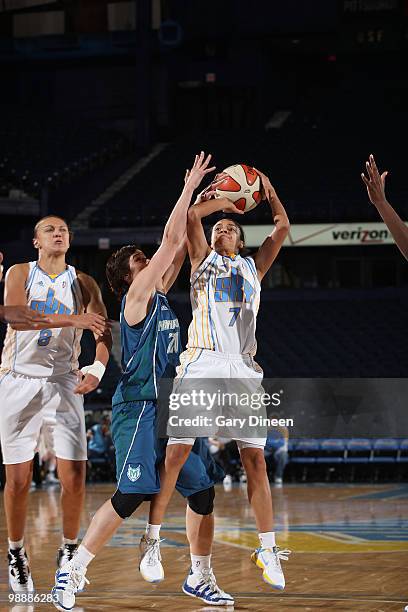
(51, 373), (88, 568)
(239, 443), (290, 589)
(148, 440), (193, 525)
(51, 400), (157, 611)
(56, 458), (87, 561)
(139, 439), (193, 583)
(0, 373), (44, 592)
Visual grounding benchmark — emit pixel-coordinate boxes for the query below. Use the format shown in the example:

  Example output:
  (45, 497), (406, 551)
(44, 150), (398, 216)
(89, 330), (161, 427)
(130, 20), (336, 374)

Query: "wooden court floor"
(1, 482), (407, 611)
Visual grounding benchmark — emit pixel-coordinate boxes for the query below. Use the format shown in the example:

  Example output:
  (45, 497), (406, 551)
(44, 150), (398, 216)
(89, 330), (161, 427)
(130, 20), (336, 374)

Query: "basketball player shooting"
(0, 216), (112, 593)
(148, 167), (292, 591)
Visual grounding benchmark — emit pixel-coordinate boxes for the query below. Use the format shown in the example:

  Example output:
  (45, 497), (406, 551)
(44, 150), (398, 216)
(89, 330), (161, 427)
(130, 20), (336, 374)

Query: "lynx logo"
(127, 464), (141, 482)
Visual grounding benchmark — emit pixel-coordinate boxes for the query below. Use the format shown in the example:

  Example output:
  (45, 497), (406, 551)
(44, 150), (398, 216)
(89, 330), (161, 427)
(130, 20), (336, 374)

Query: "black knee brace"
(111, 490), (146, 519)
(187, 486), (215, 515)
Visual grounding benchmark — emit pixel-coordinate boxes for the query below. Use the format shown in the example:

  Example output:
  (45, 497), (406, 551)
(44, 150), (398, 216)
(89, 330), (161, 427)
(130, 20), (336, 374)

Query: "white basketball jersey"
(187, 250), (260, 355)
(1, 262), (84, 377)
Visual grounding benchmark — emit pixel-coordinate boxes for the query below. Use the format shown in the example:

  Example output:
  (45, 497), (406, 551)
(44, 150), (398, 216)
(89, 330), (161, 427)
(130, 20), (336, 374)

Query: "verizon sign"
(243, 222), (408, 248)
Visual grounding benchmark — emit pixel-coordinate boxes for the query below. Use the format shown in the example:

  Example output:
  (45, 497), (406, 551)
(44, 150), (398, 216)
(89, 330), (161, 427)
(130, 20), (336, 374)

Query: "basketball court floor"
(1, 482), (407, 611)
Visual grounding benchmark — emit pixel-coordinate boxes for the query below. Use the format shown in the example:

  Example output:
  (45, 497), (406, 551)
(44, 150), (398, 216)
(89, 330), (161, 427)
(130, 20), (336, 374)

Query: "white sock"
(9, 538), (24, 550)
(74, 544), (95, 568)
(191, 554), (211, 574)
(259, 531), (276, 549)
(63, 537), (78, 546)
(146, 523), (161, 540)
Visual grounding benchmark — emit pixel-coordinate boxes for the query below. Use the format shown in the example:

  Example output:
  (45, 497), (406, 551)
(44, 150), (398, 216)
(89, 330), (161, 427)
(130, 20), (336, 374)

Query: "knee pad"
(111, 490), (146, 519)
(187, 486), (215, 516)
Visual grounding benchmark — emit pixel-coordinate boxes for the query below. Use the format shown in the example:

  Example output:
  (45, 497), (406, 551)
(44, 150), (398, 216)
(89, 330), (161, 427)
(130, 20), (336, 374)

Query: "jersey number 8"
(38, 329), (52, 347)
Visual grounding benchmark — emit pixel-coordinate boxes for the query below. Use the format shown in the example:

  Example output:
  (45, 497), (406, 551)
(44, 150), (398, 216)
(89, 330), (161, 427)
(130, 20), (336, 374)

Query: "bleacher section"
(0, 113), (134, 211)
(287, 437), (408, 482)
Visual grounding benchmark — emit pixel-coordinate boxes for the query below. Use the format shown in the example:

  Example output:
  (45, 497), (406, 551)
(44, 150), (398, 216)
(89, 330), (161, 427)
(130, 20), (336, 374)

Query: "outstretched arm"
(125, 152), (216, 322)
(4, 264), (107, 335)
(252, 169), (290, 281)
(361, 154), (408, 261)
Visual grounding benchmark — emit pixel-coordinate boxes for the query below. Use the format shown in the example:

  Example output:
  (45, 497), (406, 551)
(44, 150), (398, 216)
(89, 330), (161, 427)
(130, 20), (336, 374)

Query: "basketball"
(215, 164), (262, 212)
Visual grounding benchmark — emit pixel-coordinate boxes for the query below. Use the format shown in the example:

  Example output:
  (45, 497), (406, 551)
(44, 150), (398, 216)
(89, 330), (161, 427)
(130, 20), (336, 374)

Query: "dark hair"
(106, 245), (143, 300)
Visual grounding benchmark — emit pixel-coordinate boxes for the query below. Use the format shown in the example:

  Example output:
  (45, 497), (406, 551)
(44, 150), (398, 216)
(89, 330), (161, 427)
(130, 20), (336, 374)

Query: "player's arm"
(162, 235), (188, 294)
(187, 194), (243, 272)
(252, 169), (290, 281)
(126, 152), (216, 319)
(0, 254), (51, 326)
(4, 264), (106, 335)
(361, 154), (408, 261)
(75, 272), (113, 395)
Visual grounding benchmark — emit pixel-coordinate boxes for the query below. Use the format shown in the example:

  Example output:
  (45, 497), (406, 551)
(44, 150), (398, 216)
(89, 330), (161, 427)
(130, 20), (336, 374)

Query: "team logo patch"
(127, 464), (141, 482)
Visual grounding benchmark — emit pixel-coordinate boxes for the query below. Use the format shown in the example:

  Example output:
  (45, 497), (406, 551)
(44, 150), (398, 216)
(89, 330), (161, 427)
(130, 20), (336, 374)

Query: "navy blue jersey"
(112, 291), (181, 406)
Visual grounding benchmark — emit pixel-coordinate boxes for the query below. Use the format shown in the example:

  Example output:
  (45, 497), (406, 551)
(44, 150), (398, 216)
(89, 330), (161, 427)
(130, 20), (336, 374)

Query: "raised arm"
(125, 152), (216, 321)
(252, 169), (290, 281)
(4, 264), (107, 335)
(361, 154), (408, 261)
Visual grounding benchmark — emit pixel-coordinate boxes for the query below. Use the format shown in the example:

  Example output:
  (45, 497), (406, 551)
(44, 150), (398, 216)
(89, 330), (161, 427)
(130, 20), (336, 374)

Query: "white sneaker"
(51, 559), (89, 611)
(8, 547), (34, 592)
(239, 473), (247, 483)
(56, 544), (86, 591)
(182, 567), (234, 606)
(274, 477), (283, 488)
(251, 546), (291, 590)
(223, 475), (232, 485)
(139, 535), (164, 583)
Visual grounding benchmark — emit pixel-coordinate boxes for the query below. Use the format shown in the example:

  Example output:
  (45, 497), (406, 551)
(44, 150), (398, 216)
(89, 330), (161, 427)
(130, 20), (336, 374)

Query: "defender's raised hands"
(361, 154), (388, 208)
(184, 151), (216, 192)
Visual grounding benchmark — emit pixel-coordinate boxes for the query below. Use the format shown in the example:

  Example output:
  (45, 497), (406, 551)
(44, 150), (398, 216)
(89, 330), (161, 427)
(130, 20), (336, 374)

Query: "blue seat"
(371, 438), (398, 463)
(316, 439), (346, 464)
(344, 439), (372, 464)
(397, 439), (408, 463)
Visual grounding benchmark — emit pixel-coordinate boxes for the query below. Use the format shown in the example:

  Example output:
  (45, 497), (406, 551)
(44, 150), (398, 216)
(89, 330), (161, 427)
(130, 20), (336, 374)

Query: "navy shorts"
(111, 400), (160, 495)
(111, 400), (224, 496)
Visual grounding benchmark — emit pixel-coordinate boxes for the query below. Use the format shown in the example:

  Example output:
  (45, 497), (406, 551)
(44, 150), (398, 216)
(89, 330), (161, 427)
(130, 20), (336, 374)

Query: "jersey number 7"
(228, 307), (241, 327)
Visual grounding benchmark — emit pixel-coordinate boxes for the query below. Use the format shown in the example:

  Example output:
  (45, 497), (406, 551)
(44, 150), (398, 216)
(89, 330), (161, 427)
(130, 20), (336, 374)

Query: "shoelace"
(199, 568), (228, 598)
(145, 538), (163, 567)
(9, 549), (29, 585)
(61, 544), (77, 564)
(56, 564), (89, 592)
(268, 547), (291, 568)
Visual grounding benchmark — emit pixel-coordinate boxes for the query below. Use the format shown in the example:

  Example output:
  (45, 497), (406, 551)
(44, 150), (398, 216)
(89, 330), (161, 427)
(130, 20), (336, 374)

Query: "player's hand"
(219, 198), (245, 215)
(361, 154), (388, 208)
(72, 313), (109, 336)
(184, 151), (216, 192)
(74, 371), (100, 395)
(0, 305), (51, 327)
(253, 167), (277, 202)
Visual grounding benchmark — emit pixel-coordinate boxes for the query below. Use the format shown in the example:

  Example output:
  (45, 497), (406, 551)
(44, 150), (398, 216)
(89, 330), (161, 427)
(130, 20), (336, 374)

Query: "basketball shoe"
(56, 544), (87, 591)
(52, 558), (88, 611)
(182, 567), (234, 606)
(251, 546), (291, 589)
(139, 535), (164, 582)
(8, 546), (34, 592)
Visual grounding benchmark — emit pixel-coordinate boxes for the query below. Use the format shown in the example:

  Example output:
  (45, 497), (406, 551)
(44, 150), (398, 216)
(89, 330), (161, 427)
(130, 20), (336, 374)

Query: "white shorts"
(0, 370), (87, 465)
(168, 348), (266, 449)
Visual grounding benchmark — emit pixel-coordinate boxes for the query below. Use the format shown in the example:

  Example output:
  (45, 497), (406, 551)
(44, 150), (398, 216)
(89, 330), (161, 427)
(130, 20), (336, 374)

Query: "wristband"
(81, 360), (106, 382)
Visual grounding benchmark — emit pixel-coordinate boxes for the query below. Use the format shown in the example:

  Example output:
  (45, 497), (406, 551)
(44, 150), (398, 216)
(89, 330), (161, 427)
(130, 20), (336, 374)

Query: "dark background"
(0, 0), (407, 399)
